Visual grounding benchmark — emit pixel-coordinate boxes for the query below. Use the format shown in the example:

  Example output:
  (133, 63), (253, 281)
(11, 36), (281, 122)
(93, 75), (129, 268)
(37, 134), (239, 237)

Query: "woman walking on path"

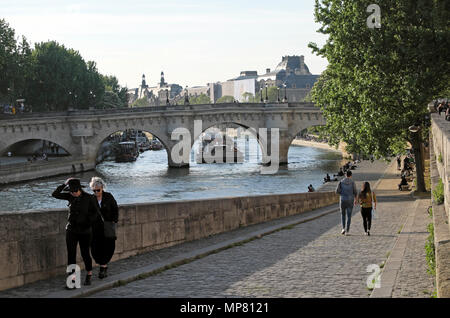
(357, 182), (377, 236)
(52, 178), (100, 286)
(89, 177), (119, 279)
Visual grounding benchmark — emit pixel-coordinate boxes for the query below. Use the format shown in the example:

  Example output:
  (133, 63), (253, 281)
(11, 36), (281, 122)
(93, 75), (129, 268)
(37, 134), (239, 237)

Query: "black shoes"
(84, 274), (92, 286)
(99, 266), (108, 279)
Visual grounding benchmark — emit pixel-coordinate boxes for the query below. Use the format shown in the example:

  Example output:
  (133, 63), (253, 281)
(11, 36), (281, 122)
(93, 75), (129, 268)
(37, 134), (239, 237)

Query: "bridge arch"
(0, 134), (76, 157)
(191, 121), (268, 162)
(92, 126), (171, 165)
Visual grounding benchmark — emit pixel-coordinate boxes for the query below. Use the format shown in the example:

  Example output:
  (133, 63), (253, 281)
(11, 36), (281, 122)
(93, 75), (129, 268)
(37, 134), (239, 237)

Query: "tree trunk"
(411, 133), (426, 193)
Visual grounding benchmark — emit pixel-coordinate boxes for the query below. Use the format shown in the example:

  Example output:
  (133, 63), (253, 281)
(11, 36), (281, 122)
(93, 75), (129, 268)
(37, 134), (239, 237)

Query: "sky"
(2, 0), (329, 89)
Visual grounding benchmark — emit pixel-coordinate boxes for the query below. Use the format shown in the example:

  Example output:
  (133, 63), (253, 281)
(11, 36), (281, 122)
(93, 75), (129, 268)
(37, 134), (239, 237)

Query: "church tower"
(160, 71), (167, 87)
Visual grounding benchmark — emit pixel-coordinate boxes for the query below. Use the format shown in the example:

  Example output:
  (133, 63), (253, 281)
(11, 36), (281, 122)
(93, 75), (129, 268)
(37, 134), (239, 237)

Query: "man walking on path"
(336, 170), (358, 235)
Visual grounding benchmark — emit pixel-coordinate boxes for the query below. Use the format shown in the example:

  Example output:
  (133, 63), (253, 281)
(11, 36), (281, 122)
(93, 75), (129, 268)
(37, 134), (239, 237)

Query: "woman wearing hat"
(52, 178), (100, 286)
(89, 177), (119, 279)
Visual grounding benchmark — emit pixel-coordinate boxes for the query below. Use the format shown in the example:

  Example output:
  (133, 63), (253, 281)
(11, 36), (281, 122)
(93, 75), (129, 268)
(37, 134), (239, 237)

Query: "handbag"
(103, 221), (117, 239)
(371, 192), (376, 219)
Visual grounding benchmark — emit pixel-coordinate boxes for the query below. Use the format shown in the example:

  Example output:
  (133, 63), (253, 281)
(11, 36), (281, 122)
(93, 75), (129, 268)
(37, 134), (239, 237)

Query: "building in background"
(128, 72), (183, 106)
(128, 55), (319, 106)
(185, 55), (319, 103)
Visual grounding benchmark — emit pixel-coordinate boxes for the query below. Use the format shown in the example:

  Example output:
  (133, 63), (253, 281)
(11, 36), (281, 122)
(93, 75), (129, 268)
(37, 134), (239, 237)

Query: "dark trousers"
(66, 230), (93, 271)
(361, 207), (372, 232)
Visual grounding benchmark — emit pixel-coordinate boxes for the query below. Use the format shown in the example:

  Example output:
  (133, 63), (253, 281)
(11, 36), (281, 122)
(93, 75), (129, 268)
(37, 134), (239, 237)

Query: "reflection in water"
(0, 138), (344, 213)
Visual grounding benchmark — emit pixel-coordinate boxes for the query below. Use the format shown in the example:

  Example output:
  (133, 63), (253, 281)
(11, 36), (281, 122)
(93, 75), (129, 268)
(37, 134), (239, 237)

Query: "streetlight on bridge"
(184, 86), (189, 105)
(283, 83), (287, 102)
(264, 84), (268, 102)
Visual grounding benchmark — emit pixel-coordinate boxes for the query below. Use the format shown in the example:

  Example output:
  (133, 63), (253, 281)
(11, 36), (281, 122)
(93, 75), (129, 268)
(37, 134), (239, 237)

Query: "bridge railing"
(0, 102), (319, 121)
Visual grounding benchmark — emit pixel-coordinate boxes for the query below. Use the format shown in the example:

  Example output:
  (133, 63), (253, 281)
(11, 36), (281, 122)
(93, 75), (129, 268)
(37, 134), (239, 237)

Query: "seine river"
(0, 138), (345, 213)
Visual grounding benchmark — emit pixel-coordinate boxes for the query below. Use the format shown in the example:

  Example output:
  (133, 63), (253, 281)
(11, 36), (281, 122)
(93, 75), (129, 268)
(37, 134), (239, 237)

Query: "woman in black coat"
(52, 178), (100, 286)
(89, 177), (119, 279)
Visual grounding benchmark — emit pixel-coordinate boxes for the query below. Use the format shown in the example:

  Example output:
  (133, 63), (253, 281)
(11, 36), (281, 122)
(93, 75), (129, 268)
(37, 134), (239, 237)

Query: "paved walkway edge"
(430, 144), (450, 298)
(370, 158), (415, 298)
(370, 200), (418, 298)
(45, 204), (341, 298)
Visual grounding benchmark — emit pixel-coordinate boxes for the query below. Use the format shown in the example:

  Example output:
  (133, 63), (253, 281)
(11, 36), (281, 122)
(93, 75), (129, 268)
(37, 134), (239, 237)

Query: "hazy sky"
(3, 0), (328, 89)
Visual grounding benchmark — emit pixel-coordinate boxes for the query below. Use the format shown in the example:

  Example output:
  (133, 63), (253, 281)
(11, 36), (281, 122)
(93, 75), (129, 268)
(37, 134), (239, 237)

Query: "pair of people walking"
(336, 170), (377, 236)
(52, 177), (118, 287)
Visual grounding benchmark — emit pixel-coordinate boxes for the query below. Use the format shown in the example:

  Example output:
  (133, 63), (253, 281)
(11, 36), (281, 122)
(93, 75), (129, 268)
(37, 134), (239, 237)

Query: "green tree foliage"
(27, 41), (105, 111)
(0, 19), (31, 104)
(255, 86), (283, 102)
(309, 0), (450, 191)
(0, 18), (128, 112)
(101, 75), (128, 108)
(216, 95), (235, 103)
(189, 93), (211, 105)
(242, 92), (255, 102)
(131, 97), (150, 107)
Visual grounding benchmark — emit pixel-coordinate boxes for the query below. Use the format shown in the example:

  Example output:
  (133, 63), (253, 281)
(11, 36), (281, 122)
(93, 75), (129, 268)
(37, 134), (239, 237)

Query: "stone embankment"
(430, 112), (450, 298)
(0, 191), (338, 291)
(291, 138), (350, 158)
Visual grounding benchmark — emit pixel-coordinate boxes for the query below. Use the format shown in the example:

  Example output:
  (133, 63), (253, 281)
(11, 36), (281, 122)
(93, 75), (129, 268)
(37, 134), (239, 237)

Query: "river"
(0, 138), (345, 213)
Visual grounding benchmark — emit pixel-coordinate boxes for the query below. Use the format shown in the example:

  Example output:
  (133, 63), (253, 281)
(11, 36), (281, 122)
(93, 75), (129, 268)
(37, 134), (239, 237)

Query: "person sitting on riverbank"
(398, 175), (409, 190)
(335, 168), (344, 177)
(308, 184), (315, 192)
(323, 173), (338, 183)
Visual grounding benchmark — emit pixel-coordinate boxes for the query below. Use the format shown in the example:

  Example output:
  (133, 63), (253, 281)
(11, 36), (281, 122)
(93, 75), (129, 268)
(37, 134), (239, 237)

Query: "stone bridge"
(0, 102), (325, 170)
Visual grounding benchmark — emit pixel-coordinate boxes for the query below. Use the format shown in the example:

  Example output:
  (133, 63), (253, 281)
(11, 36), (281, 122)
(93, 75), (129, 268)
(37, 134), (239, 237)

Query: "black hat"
(63, 178), (86, 192)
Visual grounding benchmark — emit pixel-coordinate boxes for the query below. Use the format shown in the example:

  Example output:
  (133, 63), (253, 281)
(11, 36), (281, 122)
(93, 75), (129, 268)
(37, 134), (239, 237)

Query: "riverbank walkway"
(0, 159), (435, 298)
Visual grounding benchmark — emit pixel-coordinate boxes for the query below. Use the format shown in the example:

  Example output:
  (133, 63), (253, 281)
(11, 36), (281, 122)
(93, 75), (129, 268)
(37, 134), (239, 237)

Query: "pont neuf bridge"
(0, 102), (325, 172)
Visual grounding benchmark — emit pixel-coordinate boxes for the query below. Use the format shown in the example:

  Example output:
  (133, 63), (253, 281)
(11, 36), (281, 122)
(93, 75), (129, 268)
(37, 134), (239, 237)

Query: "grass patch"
(438, 153), (443, 164)
(397, 225), (404, 234)
(432, 178), (444, 205)
(424, 159), (431, 192)
(425, 223), (436, 277)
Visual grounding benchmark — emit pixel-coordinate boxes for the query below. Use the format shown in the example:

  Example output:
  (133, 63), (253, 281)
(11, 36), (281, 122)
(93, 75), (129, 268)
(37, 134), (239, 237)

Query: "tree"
(27, 41), (105, 111)
(309, 0), (450, 192)
(242, 92), (256, 102)
(189, 93), (211, 105)
(131, 97), (150, 107)
(254, 86), (282, 102)
(101, 75), (128, 108)
(216, 95), (235, 103)
(0, 19), (31, 105)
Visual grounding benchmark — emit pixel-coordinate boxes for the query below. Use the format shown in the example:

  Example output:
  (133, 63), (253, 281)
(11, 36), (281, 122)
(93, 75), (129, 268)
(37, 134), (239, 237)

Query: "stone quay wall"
(430, 113), (450, 298)
(0, 191), (338, 291)
(0, 157), (95, 185)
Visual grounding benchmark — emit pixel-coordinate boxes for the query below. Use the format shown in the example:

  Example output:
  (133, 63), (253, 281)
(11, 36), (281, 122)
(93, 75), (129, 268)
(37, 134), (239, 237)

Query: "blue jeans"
(340, 200), (354, 232)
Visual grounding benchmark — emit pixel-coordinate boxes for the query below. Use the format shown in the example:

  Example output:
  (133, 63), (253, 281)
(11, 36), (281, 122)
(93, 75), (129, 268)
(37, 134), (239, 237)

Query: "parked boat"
(115, 141), (139, 162)
(150, 139), (163, 150)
